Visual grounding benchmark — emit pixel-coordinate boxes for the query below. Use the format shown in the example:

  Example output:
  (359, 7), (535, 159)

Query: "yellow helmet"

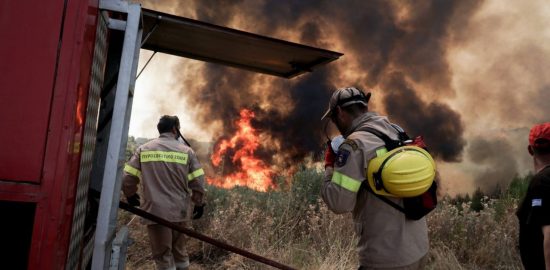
(366, 146), (436, 197)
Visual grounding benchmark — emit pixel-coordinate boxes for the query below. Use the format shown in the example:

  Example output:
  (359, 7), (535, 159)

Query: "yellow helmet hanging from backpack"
(366, 145), (436, 198)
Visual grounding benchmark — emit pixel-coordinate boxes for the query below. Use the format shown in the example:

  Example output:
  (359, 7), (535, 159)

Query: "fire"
(208, 109), (275, 192)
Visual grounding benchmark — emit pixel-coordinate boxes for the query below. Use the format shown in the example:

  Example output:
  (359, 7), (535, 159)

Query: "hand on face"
(330, 106), (350, 135)
(325, 141), (336, 168)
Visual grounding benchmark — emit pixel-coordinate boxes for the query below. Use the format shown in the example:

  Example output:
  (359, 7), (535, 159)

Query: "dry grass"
(427, 198), (522, 270)
(120, 168), (525, 270)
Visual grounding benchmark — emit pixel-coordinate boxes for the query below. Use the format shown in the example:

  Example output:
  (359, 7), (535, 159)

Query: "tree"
(470, 187), (485, 212)
(126, 136), (137, 161)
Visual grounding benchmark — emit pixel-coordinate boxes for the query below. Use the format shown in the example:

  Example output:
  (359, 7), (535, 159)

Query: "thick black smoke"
(382, 72), (465, 162)
(151, 0), (484, 171)
(252, 68), (334, 165)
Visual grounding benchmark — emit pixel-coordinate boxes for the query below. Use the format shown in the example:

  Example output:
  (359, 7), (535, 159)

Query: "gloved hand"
(127, 194), (141, 207)
(325, 141), (336, 168)
(191, 191), (203, 205)
(192, 204), (205, 219)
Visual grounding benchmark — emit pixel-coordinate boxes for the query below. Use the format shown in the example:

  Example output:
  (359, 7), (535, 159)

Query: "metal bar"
(107, 18), (126, 31)
(99, 0), (128, 13)
(135, 14), (161, 80)
(135, 51), (156, 80)
(140, 18), (160, 47)
(109, 226), (129, 270)
(119, 201), (297, 270)
(127, 25), (142, 97)
(91, 3), (141, 270)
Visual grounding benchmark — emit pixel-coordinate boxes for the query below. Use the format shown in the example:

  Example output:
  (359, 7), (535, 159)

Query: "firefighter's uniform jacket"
(122, 133), (206, 225)
(322, 112), (429, 268)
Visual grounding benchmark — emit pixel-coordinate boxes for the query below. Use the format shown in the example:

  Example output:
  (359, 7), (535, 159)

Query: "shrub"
(123, 167), (526, 269)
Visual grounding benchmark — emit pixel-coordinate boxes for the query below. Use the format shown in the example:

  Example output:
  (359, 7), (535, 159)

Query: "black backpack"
(358, 125), (438, 220)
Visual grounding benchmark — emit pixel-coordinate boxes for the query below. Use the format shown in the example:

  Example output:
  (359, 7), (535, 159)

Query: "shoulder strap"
(389, 123), (411, 142)
(356, 127), (402, 150)
(356, 126), (406, 213)
(362, 183), (406, 213)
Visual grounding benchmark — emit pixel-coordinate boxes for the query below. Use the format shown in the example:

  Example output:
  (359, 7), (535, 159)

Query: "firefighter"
(321, 87), (429, 270)
(517, 122), (550, 270)
(122, 115), (206, 270)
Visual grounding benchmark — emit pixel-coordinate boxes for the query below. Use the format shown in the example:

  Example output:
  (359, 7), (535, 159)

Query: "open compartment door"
(141, 8), (343, 78)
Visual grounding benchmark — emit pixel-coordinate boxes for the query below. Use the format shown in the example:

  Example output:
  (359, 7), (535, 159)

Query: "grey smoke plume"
(468, 137), (518, 192)
(139, 0), (485, 177)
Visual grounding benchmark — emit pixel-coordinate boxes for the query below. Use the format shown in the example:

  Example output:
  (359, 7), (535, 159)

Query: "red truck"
(0, 1), (341, 269)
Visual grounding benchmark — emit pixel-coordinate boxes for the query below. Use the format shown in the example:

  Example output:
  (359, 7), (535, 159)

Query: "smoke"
(445, 0), (550, 191)
(382, 72), (465, 162)
(252, 68), (334, 166)
(468, 137), (518, 192)
(166, 0), (477, 164)
(133, 0), (550, 194)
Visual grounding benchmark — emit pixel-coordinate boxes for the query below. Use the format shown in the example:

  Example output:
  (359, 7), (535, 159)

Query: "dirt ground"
(122, 213), (216, 270)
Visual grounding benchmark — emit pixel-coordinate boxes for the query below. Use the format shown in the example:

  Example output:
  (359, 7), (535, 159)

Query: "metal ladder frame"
(91, 1), (142, 269)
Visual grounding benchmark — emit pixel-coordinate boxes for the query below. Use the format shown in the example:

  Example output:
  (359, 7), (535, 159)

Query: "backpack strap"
(356, 127), (402, 150)
(361, 183), (406, 214)
(357, 127), (401, 192)
(356, 126), (407, 213)
(389, 123), (411, 143)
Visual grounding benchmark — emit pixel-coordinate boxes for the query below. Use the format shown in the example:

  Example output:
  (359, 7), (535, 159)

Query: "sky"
(128, 0), (550, 195)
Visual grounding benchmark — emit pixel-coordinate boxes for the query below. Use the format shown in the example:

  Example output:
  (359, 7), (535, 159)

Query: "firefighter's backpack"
(359, 125), (437, 220)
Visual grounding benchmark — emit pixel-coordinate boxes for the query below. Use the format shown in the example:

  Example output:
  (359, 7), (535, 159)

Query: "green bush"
(506, 173), (532, 200)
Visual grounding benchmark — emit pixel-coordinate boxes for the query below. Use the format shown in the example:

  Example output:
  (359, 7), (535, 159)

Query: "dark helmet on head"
(157, 115), (180, 134)
(321, 87), (371, 120)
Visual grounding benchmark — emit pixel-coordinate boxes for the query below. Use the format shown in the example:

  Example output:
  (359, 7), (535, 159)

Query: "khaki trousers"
(358, 254), (428, 270)
(147, 221), (191, 270)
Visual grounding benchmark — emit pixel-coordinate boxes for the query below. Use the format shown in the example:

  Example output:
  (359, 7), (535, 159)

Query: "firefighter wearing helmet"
(122, 115), (206, 270)
(321, 87), (429, 269)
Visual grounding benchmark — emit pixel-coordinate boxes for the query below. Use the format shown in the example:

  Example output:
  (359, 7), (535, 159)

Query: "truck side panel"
(0, 0), (99, 269)
(0, 0), (66, 183)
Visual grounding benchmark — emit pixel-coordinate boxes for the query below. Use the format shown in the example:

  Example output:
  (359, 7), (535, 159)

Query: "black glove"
(127, 194), (141, 207)
(192, 204), (205, 219)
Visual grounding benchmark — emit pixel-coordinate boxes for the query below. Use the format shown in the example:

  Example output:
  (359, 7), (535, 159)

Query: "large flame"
(208, 109), (275, 191)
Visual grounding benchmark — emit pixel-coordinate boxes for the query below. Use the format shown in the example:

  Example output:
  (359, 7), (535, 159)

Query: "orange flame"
(208, 109), (275, 192)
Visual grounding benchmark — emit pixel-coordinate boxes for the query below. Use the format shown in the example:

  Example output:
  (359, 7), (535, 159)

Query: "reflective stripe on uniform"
(376, 148), (388, 157)
(140, 151), (188, 164)
(124, 164), (141, 178)
(331, 171), (362, 192)
(188, 168), (205, 181)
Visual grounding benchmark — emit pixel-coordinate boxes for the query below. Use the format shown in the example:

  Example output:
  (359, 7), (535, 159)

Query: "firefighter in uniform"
(321, 87), (429, 270)
(122, 115), (206, 270)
